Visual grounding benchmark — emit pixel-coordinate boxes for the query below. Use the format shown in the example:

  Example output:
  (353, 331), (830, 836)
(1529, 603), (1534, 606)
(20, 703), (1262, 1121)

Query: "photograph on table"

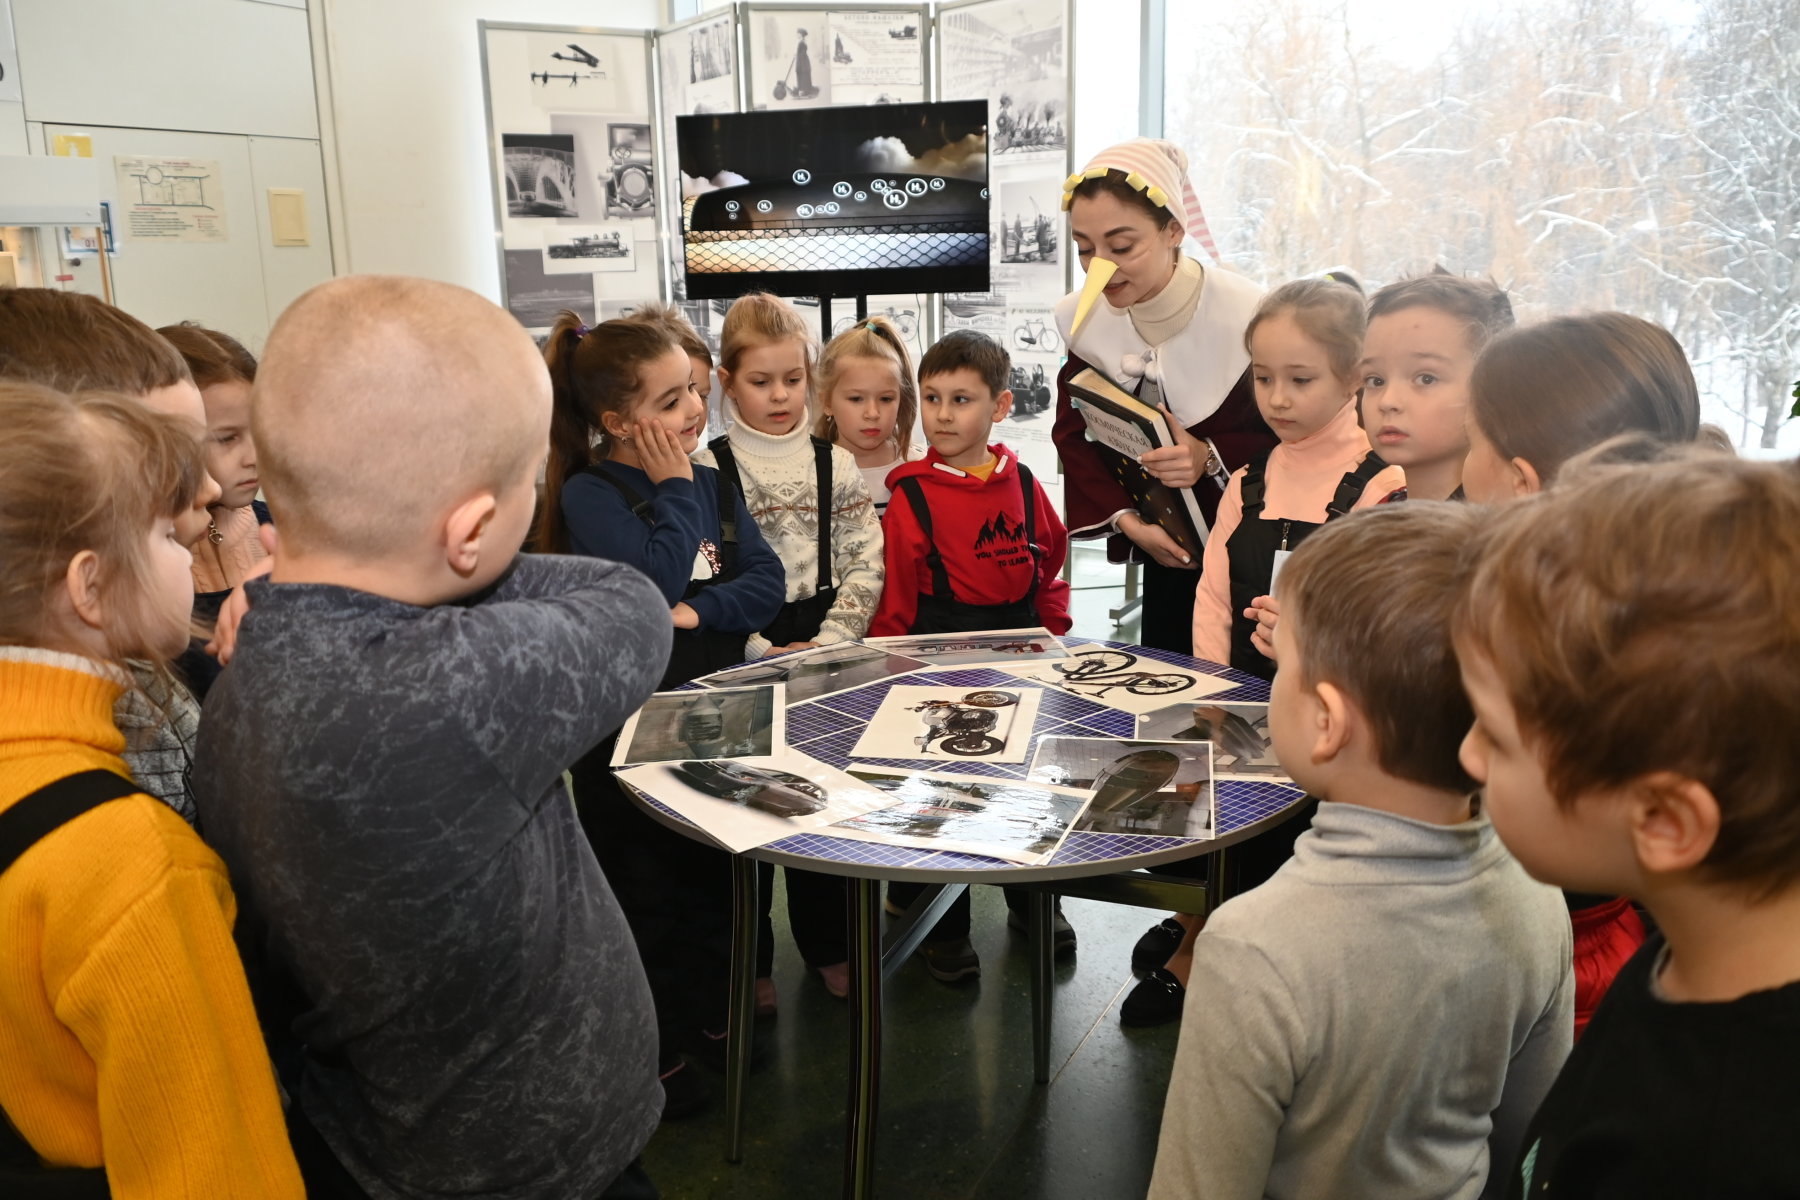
(1136, 700), (1287, 781)
(850, 685), (1042, 764)
(861, 626), (1067, 668)
(612, 683), (785, 767)
(693, 642), (929, 705)
(1027, 736), (1215, 838)
(1004, 643), (1233, 715)
(837, 768), (1090, 865)
(617, 748), (896, 853)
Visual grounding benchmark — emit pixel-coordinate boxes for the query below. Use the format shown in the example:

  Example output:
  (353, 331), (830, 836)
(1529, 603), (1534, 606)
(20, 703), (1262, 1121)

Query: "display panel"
(677, 99), (990, 299)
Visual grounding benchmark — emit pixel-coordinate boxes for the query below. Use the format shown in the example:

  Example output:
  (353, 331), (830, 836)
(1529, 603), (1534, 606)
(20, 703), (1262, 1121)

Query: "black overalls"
(894, 460), (1043, 635)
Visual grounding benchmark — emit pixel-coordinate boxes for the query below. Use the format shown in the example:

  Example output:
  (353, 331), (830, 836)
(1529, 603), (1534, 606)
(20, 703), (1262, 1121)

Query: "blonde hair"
(718, 292), (816, 415)
(1244, 277), (1367, 384)
(0, 381), (206, 661)
(813, 316), (917, 459)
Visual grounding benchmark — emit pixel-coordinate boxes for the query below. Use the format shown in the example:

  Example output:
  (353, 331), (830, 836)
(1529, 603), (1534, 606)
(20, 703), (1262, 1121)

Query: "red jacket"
(871, 444), (1072, 637)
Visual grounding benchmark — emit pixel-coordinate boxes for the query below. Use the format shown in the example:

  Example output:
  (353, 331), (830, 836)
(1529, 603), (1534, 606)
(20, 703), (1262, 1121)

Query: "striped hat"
(1061, 138), (1219, 262)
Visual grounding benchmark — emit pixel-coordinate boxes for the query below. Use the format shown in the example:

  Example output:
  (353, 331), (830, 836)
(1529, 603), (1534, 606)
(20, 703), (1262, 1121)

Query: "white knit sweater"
(695, 408), (884, 657)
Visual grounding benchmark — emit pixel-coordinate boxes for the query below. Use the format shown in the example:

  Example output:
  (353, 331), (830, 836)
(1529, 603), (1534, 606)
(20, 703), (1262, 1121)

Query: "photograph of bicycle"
(1005, 645), (1234, 716)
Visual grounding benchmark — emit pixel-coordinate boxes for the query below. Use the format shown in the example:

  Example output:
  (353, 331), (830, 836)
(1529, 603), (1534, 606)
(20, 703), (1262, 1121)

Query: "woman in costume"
(1051, 139), (1276, 654)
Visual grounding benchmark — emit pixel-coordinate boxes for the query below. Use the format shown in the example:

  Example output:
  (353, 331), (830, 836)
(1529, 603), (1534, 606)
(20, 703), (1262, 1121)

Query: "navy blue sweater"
(562, 462), (785, 637)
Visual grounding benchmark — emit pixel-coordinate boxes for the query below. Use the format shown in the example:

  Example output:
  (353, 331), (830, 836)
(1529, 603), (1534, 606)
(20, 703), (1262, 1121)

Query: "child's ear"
(1511, 456), (1543, 497)
(444, 491), (500, 579)
(599, 410), (631, 444)
(993, 389), (1013, 423)
(61, 550), (107, 632)
(1628, 771), (1720, 876)
(1309, 680), (1355, 766)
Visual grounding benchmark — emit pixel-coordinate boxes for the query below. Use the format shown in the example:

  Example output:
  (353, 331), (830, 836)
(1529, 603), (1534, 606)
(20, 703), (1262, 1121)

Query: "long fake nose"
(1070, 257), (1119, 340)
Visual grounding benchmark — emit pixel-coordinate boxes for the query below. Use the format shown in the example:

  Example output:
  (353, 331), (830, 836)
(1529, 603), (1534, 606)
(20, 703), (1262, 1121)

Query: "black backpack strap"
(898, 476), (954, 602)
(1239, 450), (1272, 521)
(0, 770), (140, 877)
(577, 464), (654, 524)
(709, 437), (742, 549)
(812, 437), (833, 594)
(1014, 458), (1039, 559)
(1327, 452), (1390, 521)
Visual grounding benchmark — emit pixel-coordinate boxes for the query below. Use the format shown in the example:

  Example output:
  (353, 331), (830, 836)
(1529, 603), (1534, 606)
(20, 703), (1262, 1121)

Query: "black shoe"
(1120, 968), (1186, 1028)
(689, 1026), (771, 1074)
(1131, 918), (1185, 977)
(658, 1060), (708, 1120)
(1006, 906), (1077, 959)
(918, 936), (981, 983)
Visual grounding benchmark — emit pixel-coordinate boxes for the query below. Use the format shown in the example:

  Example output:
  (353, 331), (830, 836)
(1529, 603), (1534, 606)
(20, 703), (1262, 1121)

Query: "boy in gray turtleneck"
(1149, 503), (1571, 1200)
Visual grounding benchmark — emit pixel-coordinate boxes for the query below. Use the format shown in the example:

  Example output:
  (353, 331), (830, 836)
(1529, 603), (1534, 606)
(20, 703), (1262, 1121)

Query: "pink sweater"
(1192, 402), (1404, 665)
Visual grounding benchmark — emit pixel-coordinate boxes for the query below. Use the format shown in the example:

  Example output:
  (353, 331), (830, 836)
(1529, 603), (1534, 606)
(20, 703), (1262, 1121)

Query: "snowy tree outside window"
(1162, 0), (1799, 455)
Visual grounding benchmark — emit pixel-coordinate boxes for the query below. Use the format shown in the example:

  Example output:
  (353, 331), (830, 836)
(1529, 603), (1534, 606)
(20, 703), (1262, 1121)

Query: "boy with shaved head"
(193, 276), (673, 1199)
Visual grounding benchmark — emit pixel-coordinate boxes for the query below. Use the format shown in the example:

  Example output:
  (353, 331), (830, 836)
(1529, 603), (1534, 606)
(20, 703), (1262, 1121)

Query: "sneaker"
(1130, 917), (1185, 977)
(917, 937), (981, 983)
(658, 1061), (708, 1121)
(754, 976), (778, 1019)
(1120, 967), (1186, 1028)
(815, 961), (851, 999)
(1005, 906), (1078, 959)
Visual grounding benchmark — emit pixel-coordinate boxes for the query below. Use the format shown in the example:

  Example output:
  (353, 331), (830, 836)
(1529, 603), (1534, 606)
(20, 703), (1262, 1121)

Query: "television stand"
(816, 295), (870, 344)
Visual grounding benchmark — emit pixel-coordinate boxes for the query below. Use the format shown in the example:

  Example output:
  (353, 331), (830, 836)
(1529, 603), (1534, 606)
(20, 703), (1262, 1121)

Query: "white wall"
(315, 0), (661, 300)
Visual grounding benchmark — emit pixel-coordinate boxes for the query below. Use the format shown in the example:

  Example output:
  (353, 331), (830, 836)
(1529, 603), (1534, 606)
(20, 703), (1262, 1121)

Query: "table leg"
(1029, 888), (1054, 1084)
(1205, 844), (1231, 914)
(845, 877), (882, 1200)
(726, 854), (759, 1164)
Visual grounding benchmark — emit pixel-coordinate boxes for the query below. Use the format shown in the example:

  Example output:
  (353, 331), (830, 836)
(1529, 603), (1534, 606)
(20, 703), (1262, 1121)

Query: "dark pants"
(573, 744), (733, 1067)
(756, 862), (850, 975)
(885, 880), (1035, 942)
(1139, 560), (1204, 656)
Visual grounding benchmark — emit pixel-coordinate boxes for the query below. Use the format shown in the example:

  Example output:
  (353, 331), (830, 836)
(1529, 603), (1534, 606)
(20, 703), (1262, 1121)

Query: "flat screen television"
(676, 100), (990, 300)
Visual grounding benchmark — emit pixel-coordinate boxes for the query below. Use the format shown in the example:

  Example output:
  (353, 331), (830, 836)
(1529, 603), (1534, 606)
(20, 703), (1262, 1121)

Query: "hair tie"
(574, 323), (589, 339)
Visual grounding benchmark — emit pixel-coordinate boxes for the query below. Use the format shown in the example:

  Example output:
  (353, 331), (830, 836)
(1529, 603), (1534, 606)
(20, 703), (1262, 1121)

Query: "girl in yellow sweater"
(0, 382), (301, 1197)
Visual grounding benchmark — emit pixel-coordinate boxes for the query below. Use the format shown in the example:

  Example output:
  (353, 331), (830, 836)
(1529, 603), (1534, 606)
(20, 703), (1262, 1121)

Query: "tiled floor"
(641, 554), (1176, 1200)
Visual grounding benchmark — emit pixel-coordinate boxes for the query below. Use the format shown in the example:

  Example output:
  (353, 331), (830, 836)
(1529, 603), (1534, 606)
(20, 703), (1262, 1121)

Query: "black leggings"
(756, 862), (850, 974)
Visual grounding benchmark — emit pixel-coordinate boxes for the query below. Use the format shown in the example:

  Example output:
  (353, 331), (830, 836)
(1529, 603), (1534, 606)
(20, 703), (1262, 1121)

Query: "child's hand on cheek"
(1245, 595), (1280, 661)
(636, 419), (694, 485)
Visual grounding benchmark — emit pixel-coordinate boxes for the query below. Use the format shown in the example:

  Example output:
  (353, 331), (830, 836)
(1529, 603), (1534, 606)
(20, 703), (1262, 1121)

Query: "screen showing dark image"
(677, 100), (990, 299)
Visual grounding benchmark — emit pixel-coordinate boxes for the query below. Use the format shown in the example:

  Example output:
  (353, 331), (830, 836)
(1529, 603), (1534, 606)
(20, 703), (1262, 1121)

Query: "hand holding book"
(1137, 405), (1216, 490)
(1118, 512), (1194, 568)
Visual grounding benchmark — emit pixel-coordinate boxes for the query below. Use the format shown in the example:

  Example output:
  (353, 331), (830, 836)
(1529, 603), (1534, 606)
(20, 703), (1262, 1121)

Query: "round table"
(626, 637), (1308, 1199)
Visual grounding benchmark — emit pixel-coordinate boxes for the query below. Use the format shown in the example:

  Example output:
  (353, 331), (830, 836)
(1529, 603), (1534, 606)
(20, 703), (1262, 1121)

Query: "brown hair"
(622, 302), (712, 369)
(1244, 278), (1367, 384)
(718, 292), (816, 409)
(535, 310), (681, 554)
(155, 322), (258, 389)
(0, 288), (191, 394)
(1469, 312), (1700, 486)
(0, 381), (206, 660)
(1068, 170), (1177, 230)
(918, 329), (1010, 398)
(1367, 269), (1515, 354)
(1455, 450), (1800, 897)
(814, 316), (918, 459)
(1276, 502), (1484, 793)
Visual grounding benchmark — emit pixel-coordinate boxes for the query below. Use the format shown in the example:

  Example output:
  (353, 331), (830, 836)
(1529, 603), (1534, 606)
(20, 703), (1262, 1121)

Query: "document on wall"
(113, 156), (229, 242)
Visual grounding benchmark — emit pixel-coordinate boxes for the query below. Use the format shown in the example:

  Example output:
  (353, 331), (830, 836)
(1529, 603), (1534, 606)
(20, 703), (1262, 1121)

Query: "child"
(1463, 311), (1700, 503)
(0, 382), (302, 1196)
(157, 321), (273, 700)
(1359, 270), (1515, 502)
(1150, 503), (1572, 1200)
(1191, 278), (1404, 679)
(1454, 451), (1800, 1197)
(1462, 310), (1701, 1035)
(537, 310), (785, 1113)
(875, 330), (1074, 981)
(192, 277), (672, 1197)
(702, 292), (884, 658)
(0, 288), (219, 824)
(815, 314), (923, 512)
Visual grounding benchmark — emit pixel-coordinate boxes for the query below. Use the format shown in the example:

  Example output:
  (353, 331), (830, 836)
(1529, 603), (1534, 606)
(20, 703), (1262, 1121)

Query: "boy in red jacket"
(874, 330), (1075, 981)
(871, 330), (1072, 637)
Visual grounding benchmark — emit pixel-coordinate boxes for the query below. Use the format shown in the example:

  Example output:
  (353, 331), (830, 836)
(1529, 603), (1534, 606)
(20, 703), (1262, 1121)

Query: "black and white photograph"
(1136, 700), (1288, 780)
(1007, 644), (1234, 715)
(612, 684), (785, 767)
(1028, 736), (1215, 838)
(861, 626), (1067, 668)
(835, 769), (1091, 865)
(616, 748), (895, 853)
(502, 249), (595, 331)
(548, 113), (657, 225)
(824, 11), (926, 107)
(541, 223), (635, 274)
(688, 14), (733, 83)
(694, 642), (929, 705)
(751, 11), (831, 107)
(850, 685), (1042, 764)
(939, 0), (1067, 156)
(998, 177), (1061, 265)
(502, 133), (578, 217)
(526, 32), (629, 112)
